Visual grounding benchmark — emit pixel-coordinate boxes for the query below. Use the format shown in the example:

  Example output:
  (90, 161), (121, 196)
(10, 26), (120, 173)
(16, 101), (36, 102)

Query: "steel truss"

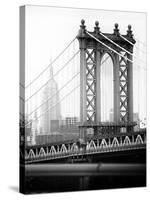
(85, 49), (96, 123)
(119, 51), (128, 122)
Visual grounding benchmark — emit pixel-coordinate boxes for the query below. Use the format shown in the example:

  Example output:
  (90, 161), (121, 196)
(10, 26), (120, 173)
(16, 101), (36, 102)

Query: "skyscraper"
(40, 66), (61, 134)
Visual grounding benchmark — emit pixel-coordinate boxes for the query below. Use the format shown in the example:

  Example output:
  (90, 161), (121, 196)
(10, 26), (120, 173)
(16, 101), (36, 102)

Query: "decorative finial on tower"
(80, 19), (86, 31)
(81, 19), (85, 26)
(78, 19), (86, 37)
(114, 23), (120, 36)
(94, 21), (100, 34)
(127, 24), (133, 38)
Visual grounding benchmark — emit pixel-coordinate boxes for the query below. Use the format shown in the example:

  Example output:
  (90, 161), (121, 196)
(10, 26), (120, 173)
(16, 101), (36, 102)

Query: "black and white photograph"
(19, 5), (146, 194)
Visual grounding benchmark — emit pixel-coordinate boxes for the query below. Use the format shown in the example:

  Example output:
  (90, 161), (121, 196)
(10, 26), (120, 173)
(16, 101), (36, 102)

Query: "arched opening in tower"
(100, 53), (114, 122)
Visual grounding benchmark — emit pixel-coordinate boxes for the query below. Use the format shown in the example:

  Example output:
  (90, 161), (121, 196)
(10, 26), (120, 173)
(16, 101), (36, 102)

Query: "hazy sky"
(25, 5), (146, 124)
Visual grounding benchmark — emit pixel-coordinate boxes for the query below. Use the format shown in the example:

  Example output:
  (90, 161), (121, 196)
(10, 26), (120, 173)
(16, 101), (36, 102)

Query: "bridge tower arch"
(77, 20), (136, 138)
(100, 52), (114, 122)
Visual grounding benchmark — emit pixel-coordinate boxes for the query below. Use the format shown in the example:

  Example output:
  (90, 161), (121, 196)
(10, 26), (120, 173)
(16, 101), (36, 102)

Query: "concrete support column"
(127, 54), (133, 122)
(113, 54), (120, 123)
(95, 49), (101, 123)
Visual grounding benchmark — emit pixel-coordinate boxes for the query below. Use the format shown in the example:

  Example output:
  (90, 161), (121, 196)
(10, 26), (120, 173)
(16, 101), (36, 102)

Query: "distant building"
(109, 108), (114, 122)
(41, 66), (61, 134)
(22, 114), (32, 146)
(50, 120), (60, 132)
(36, 134), (63, 145)
(24, 128), (31, 145)
(65, 117), (79, 126)
(133, 113), (139, 122)
(58, 117), (79, 134)
(133, 113), (140, 131)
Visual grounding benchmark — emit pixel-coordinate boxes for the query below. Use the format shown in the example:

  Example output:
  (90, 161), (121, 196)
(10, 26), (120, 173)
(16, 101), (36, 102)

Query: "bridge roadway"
(23, 130), (146, 164)
(22, 130), (146, 193)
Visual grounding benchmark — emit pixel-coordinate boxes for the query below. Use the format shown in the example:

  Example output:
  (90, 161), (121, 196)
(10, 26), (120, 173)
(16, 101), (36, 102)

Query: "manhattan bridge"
(20, 20), (146, 165)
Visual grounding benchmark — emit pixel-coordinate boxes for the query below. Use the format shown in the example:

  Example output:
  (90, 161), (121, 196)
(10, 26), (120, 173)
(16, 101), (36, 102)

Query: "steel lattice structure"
(119, 51), (128, 122)
(77, 20), (136, 137)
(85, 49), (96, 122)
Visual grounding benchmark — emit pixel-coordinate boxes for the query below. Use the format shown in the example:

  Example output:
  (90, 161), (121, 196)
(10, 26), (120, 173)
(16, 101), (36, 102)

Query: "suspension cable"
(87, 31), (133, 62)
(86, 31), (146, 71)
(25, 50), (80, 102)
(25, 37), (77, 89)
(99, 32), (146, 64)
(134, 37), (146, 47)
(25, 84), (80, 128)
(101, 55), (109, 65)
(120, 35), (146, 54)
(119, 34), (134, 46)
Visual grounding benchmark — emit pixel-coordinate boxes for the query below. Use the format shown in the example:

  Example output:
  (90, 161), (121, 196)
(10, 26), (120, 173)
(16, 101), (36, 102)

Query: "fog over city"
(24, 6), (146, 131)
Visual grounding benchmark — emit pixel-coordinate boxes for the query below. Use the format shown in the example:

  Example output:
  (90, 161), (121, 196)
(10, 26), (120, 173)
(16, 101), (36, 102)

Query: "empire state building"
(41, 66), (61, 134)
